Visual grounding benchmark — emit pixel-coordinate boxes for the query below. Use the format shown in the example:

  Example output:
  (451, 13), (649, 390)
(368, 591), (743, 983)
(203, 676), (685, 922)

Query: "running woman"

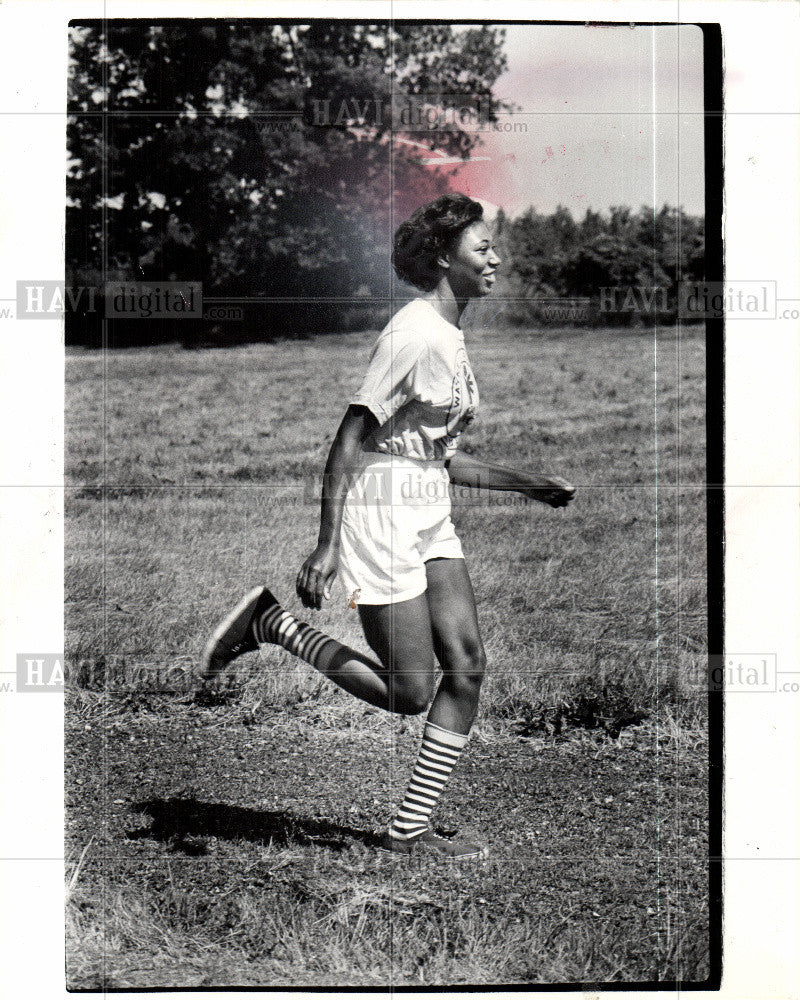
(201, 194), (575, 860)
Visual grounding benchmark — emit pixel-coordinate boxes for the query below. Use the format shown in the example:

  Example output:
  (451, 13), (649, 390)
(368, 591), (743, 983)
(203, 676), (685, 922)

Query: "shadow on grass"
(126, 797), (377, 854)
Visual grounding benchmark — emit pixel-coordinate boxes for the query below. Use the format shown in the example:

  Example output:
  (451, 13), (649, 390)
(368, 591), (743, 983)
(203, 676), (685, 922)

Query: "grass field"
(65, 321), (712, 987)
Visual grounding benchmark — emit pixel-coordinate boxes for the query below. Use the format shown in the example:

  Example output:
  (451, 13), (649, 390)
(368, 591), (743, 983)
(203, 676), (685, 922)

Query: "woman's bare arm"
(296, 405), (378, 609)
(445, 449), (575, 508)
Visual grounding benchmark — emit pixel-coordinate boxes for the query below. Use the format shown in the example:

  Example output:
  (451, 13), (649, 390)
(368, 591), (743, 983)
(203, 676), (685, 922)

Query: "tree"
(67, 22), (510, 344)
(497, 203), (704, 327)
(501, 205), (578, 303)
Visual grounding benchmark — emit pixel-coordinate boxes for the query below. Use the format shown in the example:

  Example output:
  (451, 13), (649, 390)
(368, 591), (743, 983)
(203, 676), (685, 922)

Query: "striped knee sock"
(389, 721), (469, 841)
(254, 603), (339, 672)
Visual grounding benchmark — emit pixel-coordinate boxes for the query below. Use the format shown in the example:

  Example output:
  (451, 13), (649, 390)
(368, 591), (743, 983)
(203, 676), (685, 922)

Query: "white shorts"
(338, 453), (464, 605)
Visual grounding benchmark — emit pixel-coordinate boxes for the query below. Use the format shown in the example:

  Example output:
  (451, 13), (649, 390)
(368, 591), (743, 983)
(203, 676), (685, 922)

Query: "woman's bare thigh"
(357, 592), (436, 680)
(424, 558), (485, 669)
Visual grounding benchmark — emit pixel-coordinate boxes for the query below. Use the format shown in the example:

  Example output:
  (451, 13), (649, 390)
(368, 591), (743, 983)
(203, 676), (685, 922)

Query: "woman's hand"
(296, 542), (340, 610)
(519, 476), (576, 508)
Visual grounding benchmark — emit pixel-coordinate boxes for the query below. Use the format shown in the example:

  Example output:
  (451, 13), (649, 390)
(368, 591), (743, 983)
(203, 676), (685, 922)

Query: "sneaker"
(377, 829), (488, 861)
(200, 586), (277, 679)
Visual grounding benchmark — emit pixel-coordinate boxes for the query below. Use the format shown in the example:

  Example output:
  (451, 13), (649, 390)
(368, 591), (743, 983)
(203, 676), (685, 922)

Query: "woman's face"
(442, 221), (501, 298)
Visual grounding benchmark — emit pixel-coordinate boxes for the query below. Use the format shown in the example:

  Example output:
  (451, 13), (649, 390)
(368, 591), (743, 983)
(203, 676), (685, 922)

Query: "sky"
(435, 23), (706, 220)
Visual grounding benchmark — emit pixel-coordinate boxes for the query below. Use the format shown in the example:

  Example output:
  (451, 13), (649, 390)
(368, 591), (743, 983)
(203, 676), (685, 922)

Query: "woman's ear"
(436, 252), (450, 271)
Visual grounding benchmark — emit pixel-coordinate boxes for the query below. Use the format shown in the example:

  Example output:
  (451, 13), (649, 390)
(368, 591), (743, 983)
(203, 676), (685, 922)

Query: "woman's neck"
(421, 282), (466, 328)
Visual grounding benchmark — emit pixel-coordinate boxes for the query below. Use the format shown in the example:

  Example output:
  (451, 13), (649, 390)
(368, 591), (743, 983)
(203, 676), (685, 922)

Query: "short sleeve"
(350, 329), (429, 425)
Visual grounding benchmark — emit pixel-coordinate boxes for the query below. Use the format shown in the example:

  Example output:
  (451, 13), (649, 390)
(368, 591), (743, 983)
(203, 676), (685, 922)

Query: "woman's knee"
(441, 644), (487, 701)
(393, 674), (435, 715)
(387, 646), (436, 714)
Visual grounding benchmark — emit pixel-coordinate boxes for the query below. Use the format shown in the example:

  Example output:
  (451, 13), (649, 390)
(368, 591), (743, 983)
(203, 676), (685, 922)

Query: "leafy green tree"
(503, 206), (571, 296)
(497, 203), (704, 327)
(67, 22), (509, 344)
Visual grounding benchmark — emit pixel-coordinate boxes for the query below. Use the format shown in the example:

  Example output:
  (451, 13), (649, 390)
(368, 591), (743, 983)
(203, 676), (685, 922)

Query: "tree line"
(492, 204), (705, 326)
(66, 23), (703, 346)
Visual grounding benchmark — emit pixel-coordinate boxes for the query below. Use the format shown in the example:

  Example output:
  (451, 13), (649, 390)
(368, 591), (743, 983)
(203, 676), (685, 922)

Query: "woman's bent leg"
(357, 598), (437, 715)
(203, 585), (436, 714)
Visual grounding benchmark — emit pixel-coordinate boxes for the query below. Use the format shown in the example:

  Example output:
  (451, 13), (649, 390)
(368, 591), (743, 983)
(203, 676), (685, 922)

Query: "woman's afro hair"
(392, 193), (484, 292)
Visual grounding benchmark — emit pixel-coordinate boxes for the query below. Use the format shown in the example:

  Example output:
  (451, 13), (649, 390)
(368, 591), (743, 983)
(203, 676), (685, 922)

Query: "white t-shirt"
(351, 299), (479, 461)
